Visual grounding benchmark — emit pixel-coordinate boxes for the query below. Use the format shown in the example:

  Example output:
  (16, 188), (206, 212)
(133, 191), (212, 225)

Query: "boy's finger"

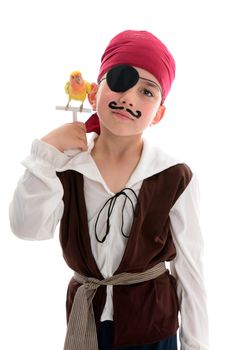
(73, 121), (87, 132)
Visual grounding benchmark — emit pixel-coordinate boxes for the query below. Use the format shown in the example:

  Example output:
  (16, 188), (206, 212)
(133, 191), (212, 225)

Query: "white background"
(1, 0), (232, 349)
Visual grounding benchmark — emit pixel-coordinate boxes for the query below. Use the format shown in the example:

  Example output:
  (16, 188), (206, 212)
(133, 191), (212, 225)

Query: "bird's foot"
(79, 103), (83, 113)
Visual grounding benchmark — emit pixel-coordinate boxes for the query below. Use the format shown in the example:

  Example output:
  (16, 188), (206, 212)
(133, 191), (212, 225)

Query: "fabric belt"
(63, 262), (167, 350)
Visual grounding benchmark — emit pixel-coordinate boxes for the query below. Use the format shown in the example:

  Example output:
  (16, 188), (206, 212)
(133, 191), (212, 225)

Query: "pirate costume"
(10, 134), (208, 349)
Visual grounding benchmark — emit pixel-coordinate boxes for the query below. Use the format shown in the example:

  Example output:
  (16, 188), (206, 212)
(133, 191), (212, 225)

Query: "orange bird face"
(70, 71), (83, 86)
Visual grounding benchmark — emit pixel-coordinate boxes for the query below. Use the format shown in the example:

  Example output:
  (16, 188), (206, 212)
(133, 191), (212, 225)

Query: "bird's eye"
(71, 75), (74, 79)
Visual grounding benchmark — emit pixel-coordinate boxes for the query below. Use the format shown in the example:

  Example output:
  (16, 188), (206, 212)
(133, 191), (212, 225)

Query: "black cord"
(95, 188), (138, 243)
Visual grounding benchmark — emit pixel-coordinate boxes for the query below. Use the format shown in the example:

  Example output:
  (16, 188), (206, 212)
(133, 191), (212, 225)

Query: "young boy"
(9, 30), (209, 350)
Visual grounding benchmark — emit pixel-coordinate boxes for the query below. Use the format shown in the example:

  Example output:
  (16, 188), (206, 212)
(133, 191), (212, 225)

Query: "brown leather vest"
(57, 163), (192, 347)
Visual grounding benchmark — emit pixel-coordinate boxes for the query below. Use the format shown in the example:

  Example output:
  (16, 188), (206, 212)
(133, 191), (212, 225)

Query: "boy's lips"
(113, 111), (135, 121)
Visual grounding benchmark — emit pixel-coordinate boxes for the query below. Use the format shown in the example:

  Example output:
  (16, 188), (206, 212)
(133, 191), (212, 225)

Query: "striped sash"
(64, 262), (167, 350)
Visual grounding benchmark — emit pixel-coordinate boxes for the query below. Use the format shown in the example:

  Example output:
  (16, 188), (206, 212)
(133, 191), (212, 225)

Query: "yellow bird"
(64, 71), (91, 112)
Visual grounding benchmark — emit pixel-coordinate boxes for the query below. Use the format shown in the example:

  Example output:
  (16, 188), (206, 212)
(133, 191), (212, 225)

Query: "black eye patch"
(106, 65), (139, 92)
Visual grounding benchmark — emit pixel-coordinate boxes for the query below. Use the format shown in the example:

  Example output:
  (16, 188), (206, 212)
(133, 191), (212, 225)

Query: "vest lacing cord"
(94, 187), (138, 243)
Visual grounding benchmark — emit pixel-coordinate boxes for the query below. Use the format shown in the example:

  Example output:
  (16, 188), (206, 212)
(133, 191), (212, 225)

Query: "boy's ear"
(151, 105), (166, 125)
(88, 83), (98, 110)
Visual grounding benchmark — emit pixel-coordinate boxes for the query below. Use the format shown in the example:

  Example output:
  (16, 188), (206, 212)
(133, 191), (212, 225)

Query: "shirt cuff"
(22, 139), (74, 170)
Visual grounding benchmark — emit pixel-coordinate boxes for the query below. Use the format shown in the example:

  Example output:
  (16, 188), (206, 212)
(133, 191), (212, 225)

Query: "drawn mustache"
(108, 101), (142, 119)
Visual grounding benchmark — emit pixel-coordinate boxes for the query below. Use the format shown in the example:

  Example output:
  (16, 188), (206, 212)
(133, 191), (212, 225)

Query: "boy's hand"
(41, 122), (88, 152)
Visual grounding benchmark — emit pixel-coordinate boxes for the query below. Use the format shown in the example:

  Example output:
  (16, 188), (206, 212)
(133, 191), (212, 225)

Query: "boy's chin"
(103, 127), (141, 138)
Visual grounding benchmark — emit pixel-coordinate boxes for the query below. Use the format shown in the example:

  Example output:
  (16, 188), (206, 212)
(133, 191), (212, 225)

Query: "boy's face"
(91, 66), (165, 137)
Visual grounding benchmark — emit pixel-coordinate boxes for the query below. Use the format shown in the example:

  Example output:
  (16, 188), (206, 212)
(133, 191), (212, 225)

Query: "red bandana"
(85, 30), (176, 134)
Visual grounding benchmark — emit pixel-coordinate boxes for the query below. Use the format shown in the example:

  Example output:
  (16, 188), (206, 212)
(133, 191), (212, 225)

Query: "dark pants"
(97, 321), (177, 350)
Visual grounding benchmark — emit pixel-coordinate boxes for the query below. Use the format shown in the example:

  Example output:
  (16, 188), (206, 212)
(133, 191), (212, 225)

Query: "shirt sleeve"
(169, 173), (209, 350)
(9, 139), (69, 240)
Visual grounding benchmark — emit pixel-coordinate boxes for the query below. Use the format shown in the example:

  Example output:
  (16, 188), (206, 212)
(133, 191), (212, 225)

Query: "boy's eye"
(141, 88), (153, 97)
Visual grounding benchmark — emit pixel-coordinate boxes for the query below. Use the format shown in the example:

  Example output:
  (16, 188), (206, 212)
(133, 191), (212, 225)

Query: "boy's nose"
(121, 100), (133, 107)
(118, 90), (135, 107)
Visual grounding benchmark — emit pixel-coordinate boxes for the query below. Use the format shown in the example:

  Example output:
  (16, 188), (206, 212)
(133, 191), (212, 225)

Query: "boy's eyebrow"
(139, 77), (162, 96)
